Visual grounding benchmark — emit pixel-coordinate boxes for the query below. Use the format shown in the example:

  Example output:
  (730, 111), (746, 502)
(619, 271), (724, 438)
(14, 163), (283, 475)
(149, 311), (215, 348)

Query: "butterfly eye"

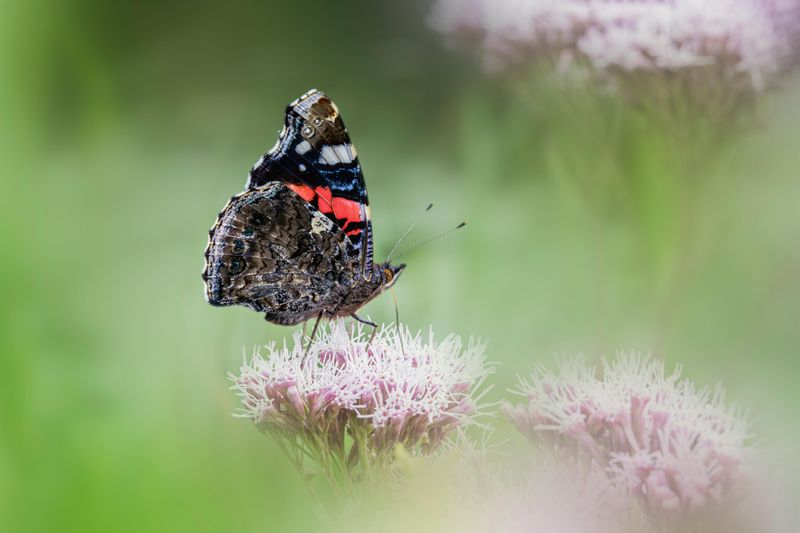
(312, 117), (323, 127)
(302, 125), (315, 138)
(384, 268), (394, 283)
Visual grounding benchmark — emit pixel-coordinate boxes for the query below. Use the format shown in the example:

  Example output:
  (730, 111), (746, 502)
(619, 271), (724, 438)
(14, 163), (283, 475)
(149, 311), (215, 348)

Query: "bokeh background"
(2, 1), (799, 531)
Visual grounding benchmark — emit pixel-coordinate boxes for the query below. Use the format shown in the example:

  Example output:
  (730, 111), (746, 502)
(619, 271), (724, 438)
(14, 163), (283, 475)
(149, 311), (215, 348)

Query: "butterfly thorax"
(328, 262), (405, 318)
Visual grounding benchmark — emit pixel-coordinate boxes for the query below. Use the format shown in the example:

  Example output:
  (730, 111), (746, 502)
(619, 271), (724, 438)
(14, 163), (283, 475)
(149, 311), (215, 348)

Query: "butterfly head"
(380, 262), (406, 290)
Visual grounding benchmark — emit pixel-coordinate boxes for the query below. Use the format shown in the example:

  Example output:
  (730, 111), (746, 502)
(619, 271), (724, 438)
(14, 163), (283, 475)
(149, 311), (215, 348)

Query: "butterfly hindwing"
(246, 89), (374, 276)
(203, 182), (360, 325)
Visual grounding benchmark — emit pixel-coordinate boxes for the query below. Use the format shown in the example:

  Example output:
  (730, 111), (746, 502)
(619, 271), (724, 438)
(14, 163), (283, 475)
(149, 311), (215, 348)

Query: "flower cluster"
(431, 0), (800, 91)
(503, 354), (752, 519)
(233, 321), (491, 489)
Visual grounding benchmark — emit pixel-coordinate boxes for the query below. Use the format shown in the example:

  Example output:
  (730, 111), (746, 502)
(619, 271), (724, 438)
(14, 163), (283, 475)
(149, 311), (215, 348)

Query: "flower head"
(431, 0), (800, 91)
(503, 353), (752, 519)
(233, 321), (492, 467)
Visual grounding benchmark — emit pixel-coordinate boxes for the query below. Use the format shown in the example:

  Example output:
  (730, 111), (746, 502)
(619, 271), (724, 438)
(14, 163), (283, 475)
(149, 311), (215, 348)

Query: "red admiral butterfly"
(203, 89), (405, 332)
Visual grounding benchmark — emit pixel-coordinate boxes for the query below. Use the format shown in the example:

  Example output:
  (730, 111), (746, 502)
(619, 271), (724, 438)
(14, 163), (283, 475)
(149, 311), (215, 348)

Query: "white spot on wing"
(311, 213), (332, 235)
(319, 145), (339, 165)
(333, 144), (354, 164)
(295, 140), (312, 155)
(298, 163), (306, 172)
(318, 144), (354, 165)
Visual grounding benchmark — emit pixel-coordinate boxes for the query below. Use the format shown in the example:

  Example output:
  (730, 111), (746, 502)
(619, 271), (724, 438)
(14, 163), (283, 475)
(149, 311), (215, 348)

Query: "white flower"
(233, 321), (492, 456)
(431, 0), (800, 91)
(503, 353), (752, 518)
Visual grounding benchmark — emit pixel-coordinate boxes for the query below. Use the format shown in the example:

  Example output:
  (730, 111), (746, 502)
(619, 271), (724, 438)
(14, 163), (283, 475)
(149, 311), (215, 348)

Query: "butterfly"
(202, 89), (405, 335)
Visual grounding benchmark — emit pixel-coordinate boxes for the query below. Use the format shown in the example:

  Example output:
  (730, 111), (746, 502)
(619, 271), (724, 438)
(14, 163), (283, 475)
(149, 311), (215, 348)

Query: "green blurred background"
(1, 1), (799, 531)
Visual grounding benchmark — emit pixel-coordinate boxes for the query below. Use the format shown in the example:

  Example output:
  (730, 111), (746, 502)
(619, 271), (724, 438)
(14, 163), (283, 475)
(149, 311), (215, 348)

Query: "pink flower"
(232, 321), (492, 483)
(503, 353), (752, 519)
(431, 0), (800, 91)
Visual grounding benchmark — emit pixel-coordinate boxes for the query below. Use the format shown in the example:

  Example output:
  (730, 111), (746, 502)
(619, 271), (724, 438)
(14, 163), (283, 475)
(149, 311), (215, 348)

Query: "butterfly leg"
(351, 313), (378, 346)
(305, 312), (324, 354)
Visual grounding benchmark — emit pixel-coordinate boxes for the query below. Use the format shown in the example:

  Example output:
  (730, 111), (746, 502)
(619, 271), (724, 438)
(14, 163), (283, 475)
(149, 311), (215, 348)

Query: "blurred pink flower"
(233, 321), (492, 459)
(502, 354), (752, 519)
(431, 0), (800, 91)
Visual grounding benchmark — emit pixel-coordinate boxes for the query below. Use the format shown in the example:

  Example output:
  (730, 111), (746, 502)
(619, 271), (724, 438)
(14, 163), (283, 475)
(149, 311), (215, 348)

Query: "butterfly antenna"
(386, 203), (433, 262)
(392, 221), (467, 261)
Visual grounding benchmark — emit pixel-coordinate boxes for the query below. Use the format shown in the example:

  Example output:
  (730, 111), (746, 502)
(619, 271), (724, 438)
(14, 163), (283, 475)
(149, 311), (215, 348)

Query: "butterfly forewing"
(246, 89), (374, 276)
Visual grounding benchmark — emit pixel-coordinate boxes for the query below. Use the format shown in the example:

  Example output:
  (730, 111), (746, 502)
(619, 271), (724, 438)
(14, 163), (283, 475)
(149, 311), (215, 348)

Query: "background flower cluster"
(431, 0), (800, 91)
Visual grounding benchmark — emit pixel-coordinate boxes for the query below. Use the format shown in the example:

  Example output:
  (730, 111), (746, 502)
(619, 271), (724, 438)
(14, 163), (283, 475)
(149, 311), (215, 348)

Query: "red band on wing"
(286, 183), (364, 237)
(314, 187), (333, 215)
(286, 183), (316, 203)
(332, 196), (362, 236)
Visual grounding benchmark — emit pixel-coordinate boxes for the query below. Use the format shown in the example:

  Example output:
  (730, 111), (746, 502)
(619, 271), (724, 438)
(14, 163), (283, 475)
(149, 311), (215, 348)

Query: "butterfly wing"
(246, 89), (375, 277)
(202, 182), (360, 325)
